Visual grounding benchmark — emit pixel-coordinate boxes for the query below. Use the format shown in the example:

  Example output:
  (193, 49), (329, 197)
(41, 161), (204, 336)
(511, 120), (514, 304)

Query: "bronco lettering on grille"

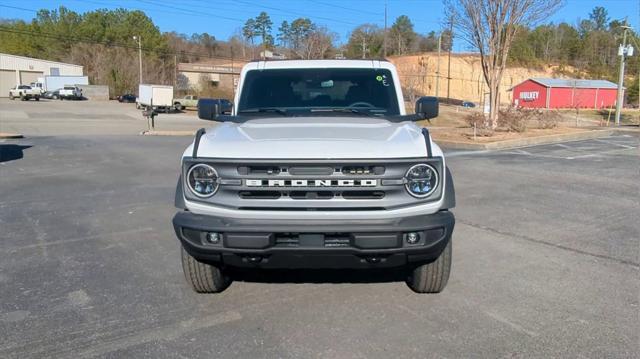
(246, 179), (378, 187)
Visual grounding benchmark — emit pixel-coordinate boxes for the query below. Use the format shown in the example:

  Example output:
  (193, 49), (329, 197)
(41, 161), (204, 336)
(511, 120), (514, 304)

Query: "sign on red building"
(511, 78), (620, 109)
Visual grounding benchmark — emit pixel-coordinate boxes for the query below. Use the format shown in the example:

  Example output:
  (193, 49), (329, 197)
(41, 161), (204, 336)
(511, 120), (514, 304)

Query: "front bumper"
(173, 210), (454, 269)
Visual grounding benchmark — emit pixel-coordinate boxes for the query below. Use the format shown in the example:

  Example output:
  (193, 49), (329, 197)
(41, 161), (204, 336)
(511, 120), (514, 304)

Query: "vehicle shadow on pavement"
(229, 268), (407, 284)
(0, 144), (32, 163)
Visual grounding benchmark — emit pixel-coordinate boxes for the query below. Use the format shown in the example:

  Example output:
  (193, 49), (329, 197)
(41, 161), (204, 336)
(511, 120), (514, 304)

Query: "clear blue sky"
(1, 0), (638, 50)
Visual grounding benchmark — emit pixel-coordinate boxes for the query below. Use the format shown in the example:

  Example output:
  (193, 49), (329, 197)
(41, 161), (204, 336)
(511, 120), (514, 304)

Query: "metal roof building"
(0, 53), (84, 97)
(511, 78), (620, 109)
(528, 78), (618, 89)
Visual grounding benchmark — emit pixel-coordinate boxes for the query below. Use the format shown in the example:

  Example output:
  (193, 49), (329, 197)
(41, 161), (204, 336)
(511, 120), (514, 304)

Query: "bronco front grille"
(182, 158), (444, 211)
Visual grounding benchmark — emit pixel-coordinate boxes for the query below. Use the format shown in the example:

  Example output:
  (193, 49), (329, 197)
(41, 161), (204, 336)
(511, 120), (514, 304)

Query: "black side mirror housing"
(197, 98), (221, 121)
(415, 96), (439, 120)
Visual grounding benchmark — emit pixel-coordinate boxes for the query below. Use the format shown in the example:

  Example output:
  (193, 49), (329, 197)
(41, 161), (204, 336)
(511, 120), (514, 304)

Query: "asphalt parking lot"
(1, 99), (639, 358)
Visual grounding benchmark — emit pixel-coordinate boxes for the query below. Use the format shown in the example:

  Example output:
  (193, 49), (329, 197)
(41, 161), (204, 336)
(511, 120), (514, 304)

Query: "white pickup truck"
(173, 60), (455, 294)
(173, 95), (199, 111)
(9, 85), (40, 101)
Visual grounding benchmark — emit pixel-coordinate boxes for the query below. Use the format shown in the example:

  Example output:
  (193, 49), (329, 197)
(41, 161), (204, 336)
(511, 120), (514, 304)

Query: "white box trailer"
(138, 84), (174, 112)
(33, 76), (89, 92)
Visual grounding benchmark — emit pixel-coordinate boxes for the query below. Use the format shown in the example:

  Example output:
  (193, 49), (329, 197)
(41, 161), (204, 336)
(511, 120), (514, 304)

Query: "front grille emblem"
(246, 179), (378, 187)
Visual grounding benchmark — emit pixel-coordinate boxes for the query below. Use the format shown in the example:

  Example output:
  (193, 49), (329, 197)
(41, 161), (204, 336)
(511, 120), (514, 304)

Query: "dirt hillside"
(389, 53), (567, 105)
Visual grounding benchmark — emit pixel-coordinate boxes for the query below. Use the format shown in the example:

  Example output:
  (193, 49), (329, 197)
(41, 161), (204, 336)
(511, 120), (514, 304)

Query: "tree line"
(0, 5), (637, 103)
(509, 7), (638, 81)
(237, 12), (453, 59)
(0, 7), (174, 95)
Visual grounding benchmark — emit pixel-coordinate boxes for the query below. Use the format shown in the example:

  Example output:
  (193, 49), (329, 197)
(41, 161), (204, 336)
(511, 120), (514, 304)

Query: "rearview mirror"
(197, 98), (221, 121)
(415, 96), (439, 120)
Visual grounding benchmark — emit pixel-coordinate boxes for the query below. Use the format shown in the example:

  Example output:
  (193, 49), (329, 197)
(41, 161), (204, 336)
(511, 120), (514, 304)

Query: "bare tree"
(347, 24), (383, 59)
(303, 26), (337, 59)
(446, 0), (563, 128)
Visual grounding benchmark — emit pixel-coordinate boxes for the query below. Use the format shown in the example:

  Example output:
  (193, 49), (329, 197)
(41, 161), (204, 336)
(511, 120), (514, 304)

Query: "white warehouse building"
(0, 53), (84, 97)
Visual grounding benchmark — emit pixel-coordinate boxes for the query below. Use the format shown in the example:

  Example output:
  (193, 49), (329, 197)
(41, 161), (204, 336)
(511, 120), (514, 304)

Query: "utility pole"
(133, 35), (143, 84)
(231, 45), (236, 98)
(615, 22), (632, 126)
(383, 1), (387, 58)
(174, 54), (177, 88)
(436, 32), (442, 98)
(628, 33), (640, 110)
(446, 18), (453, 103)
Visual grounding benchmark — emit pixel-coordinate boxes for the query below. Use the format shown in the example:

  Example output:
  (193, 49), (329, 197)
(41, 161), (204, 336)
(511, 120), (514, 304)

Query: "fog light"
(206, 232), (221, 244)
(406, 232), (420, 244)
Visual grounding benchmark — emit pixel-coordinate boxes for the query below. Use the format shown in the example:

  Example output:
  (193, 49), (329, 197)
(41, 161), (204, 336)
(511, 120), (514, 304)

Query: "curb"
(612, 126), (640, 133)
(140, 130), (196, 136)
(0, 133), (24, 139)
(434, 129), (616, 151)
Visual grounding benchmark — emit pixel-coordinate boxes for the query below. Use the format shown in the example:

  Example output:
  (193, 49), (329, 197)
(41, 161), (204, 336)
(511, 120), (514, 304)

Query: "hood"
(186, 117), (430, 159)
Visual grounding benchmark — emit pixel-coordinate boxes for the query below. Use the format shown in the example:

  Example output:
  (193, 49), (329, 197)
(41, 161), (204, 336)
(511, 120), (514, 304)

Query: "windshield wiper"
(238, 108), (289, 116)
(312, 108), (381, 117)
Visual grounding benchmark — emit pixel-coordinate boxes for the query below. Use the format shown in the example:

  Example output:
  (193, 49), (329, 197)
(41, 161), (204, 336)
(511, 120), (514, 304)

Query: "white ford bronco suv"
(173, 60), (455, 294)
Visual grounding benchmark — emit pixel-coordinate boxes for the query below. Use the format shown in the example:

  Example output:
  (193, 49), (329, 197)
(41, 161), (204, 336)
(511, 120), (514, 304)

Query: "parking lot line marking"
(567, 147), (638, 159)
(484, 311), (539, 337)
(504, 149), (570, 160)
(592, 138), (637, 149)
(445, 150), (491, 157)
(553, 143), (572, 149)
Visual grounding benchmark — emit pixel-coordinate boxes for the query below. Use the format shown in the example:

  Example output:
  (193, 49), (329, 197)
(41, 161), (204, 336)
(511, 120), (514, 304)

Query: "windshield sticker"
(376, 74), (390, 86)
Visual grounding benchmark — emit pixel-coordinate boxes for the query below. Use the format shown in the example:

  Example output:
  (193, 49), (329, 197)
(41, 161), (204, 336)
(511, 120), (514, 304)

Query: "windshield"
(238, 68), (400, 115)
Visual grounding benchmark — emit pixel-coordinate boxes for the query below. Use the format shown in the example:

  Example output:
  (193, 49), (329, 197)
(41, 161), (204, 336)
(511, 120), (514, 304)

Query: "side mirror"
(197, 98), (221, 121)
(415, 96), (439, 120)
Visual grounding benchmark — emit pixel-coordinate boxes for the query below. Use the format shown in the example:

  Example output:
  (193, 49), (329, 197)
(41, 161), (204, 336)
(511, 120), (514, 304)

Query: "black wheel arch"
(442, 166), (456, 209)
(175, 175), (186, 209)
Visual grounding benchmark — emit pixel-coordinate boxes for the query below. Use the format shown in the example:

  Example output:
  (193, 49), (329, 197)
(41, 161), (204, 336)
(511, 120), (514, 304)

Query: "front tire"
(181, 247), (231, 293)
(406, 239), (452, 293)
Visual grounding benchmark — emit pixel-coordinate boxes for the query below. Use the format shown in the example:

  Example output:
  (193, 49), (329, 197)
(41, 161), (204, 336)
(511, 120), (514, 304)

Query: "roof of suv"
(245, 59), (395, 71)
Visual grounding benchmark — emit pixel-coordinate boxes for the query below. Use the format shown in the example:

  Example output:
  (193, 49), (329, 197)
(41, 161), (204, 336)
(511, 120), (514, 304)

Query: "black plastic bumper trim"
(173, 210), (454, 268)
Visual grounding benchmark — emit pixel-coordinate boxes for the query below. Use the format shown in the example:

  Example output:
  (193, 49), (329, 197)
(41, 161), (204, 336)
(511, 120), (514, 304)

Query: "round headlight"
(187, 164), (219, 197)
(405, 164), (438, 198)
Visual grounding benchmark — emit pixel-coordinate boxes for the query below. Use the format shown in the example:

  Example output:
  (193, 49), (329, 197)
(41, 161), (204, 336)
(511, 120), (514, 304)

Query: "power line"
(78, 0), (225, 21)
(135, 0), (247, 23)
(311, 0), (381, 16)
(232, 0), (360, 26)
(143, 0), (315, 22)
(0, 4), (38, 13)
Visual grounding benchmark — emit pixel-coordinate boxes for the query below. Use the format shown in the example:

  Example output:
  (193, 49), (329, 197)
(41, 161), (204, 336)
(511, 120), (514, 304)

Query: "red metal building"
(511, 78), (620, 109)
